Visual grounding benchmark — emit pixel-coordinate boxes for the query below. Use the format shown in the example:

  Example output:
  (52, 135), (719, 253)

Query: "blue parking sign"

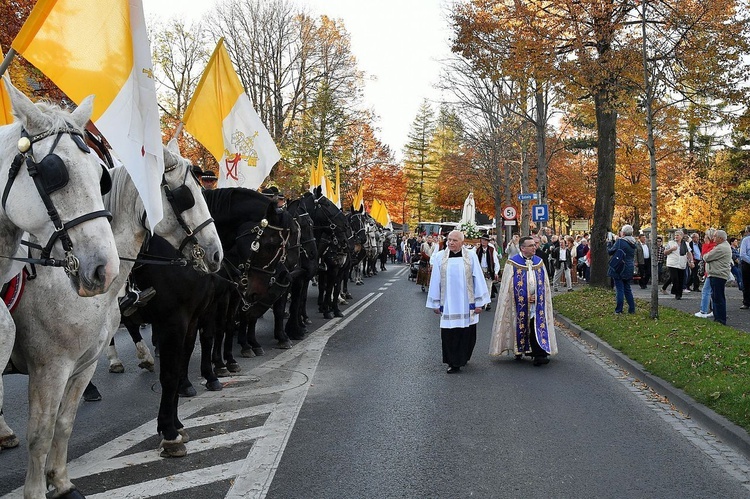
(532, 204), (548, 222)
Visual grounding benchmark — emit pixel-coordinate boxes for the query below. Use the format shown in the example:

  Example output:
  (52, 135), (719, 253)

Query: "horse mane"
(102, 166), (135, 215)
(203, 187), (271, 221)
(30, 101), (78, 130)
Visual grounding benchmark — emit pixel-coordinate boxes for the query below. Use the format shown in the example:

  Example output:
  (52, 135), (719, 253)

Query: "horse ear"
(265, 199), (278, 221)
(166, 138), (181, 155)
(161, 145), (179, 168)
(3, 76), (41, 128)
(314, 186), (322, 198)
(70, 95), (95, 128)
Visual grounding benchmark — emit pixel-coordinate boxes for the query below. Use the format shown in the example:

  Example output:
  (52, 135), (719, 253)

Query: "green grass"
(553, 287), (750, 434)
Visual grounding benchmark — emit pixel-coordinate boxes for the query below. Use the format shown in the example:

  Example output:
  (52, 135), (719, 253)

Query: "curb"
(557, 313), (750, 460)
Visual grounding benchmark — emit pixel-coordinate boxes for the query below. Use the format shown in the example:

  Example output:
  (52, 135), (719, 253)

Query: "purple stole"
(509, 254), (552, 354)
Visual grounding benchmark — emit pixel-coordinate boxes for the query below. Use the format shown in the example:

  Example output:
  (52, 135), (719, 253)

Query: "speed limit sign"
(502, 206), (517, 220)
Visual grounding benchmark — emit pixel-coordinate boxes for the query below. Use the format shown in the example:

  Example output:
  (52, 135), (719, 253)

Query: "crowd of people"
(421, 223), (750, 374)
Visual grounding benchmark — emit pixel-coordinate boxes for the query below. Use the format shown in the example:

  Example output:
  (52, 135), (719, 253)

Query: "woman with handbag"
(607, 225), (637, 314)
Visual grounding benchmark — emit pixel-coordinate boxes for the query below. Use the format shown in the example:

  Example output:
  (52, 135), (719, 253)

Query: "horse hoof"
(304, 318), (313, 325)
(178, 385), (197, 398)
(206, 380), (223, 391)
(108, 362), (124, 374)
(240, 349), (256, 358)
(160, 439), (187, 458)
(0, 434), (19, 449)
(334, 311), (344, 318)
(323, 312), (334, 319)
(227, 362), (241, 373)
(57, 487), (86, 499)
(345, 293), (353, 299)
(83, 385), (102, 402)
(276, 341), (293, 349)
(215, 367), (230, 377)
(138, 360), (155, 372)
(253, 347), (266, 356)
(288, 334), (304, 341)
(356, 281), (363, 285)
(178, 428), (190, 443)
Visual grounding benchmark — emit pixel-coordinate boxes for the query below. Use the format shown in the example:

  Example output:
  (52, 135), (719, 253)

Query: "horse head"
(287, 198), (318, 279)
(0, 78), (119, 296)
(158, 140), (223, 273)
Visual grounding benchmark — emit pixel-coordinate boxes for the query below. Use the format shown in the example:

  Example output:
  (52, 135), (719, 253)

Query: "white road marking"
(7, 292), (384, 499)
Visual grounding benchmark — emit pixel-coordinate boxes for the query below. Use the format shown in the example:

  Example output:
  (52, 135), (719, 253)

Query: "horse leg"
(24, 367), (70, 498)
(223, 326), (240, 373)
(157, 325), (187, 457)
(300, 279), (312, 325)
(211, 324), (229, 377)
(273, 296), (292, 349)
(198, 325), (222, 391)
(44, 364), (96, 498)
(127, 323), (155, 371)
(106, 336), (124, 373)
(332, 270), (345, 318)
(244, 316), (265, 356)
(285, 278), (305, 340)
(0, 310), (19, 450)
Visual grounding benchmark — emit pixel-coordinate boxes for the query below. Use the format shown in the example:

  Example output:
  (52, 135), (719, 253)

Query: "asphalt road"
(0, 264), (749, 498)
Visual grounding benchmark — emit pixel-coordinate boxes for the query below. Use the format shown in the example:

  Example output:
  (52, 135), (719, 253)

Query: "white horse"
(9, 139), (223, 498)
(0, 79), (119, 455)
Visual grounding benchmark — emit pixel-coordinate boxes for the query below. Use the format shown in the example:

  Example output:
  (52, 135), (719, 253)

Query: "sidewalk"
(553, 279), (749, 333)
(554, 279), (750, 461)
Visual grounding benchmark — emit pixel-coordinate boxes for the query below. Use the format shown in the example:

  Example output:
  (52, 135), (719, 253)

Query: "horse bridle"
(313, 199), (349, 253)
(2, 126), (112, 276)
(161, 162), (215, 271)
(235, 218), (290, 278)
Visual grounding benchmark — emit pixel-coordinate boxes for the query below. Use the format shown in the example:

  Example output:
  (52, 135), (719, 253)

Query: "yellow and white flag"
(370, 198), (391, 228)
(332, 164), (341, 208)
(0, 47), (12, 126)
(352, 186), (364, 211)
(183, 38), (280, 189)
(13, 0), (165, 227)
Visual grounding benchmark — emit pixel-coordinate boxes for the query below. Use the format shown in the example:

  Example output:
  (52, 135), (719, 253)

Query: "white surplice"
(426, 249), (490, 329)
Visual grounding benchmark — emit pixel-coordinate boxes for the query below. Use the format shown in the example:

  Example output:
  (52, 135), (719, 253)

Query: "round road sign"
(502, 206), (517, 220)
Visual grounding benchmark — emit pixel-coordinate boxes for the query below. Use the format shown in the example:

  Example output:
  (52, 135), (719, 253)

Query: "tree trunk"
(589, 90), (618, 287)
(535, 86), (548, 215)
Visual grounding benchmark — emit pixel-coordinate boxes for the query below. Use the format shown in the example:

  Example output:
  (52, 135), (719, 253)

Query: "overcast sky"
(143, 0), (453, 162)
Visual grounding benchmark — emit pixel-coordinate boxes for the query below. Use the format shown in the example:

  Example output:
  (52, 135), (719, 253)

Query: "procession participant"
(703, 230), (733, 325)
(416, 235), (436, 291)
(476, 235), (500, 309)
(489, 236), (558, 366)
(201, 169), (218, 190)
(426, 230), (490, 374)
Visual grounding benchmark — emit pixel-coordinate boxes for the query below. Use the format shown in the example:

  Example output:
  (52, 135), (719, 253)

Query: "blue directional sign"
(532, 204), (549, 222)
(518, 193), (538, 201)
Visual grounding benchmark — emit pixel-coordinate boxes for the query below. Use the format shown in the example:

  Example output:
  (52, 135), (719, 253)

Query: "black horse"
(122, 188), (290, 458)
(299, 189), (351, 319)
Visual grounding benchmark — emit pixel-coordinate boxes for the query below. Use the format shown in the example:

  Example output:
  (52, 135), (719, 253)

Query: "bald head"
(446, 230), (464, 252)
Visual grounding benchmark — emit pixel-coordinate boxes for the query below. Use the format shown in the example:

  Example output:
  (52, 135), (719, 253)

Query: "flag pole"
(0, 48), (17, 79)
(172, 121), (184, 141)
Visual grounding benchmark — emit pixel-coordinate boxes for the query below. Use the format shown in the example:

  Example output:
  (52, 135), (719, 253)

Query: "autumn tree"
(403, 100), (438, 225)
(149, 17), (213, 171)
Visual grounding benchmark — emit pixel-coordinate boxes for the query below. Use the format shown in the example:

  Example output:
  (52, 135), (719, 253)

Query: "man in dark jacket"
(607, 224), (637, 314)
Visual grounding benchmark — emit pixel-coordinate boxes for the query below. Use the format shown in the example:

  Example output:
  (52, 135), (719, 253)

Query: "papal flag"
(0, 46), (12, 126)
(12, 0), (165, 227)
(371, 198), (391, 228)
(352, 186), (364, 211)
(183, 38), (280, 189)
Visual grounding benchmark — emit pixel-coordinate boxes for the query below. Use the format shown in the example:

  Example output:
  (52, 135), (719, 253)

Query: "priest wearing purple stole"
(489, 236), (558, 366)
(426, 230), (490, 374)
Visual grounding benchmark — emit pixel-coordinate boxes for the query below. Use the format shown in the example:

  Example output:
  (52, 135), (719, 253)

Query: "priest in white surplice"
(426, 230), (490, 374)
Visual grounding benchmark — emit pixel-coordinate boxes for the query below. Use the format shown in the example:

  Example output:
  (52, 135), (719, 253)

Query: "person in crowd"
(505, 234), (521, 258)
(576, 238), (590, 282)
(608, 224), (637, 314)
(476, 235), (501, 309)
(551, 237), (573, 292)
(656, 235), (666, 284)
(695, 228), (717, 318)
(426, 230), (490, 374)
(416, 235), (436, 291)
(201, 169), (218, 190)
(661, 230), (689, 299)
(543, 234), (556, 280)
(688, 232), (703, 291)
(703, 230), (733, 325)
(730, 237), (744, 291)
(637, 234), (651, 289)
(741, 226), (750, 310)
(490, 236), (557, 366)
(395, 233), (403, 263)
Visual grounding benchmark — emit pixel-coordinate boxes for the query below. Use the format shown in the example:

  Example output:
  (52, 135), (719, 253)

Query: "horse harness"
(2, 126), (113, 276)
(161, 162), (215, 271)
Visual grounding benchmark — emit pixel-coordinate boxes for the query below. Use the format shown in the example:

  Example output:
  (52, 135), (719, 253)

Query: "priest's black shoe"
(446, 366), (461, 374)
(533, 356), (550, 366)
